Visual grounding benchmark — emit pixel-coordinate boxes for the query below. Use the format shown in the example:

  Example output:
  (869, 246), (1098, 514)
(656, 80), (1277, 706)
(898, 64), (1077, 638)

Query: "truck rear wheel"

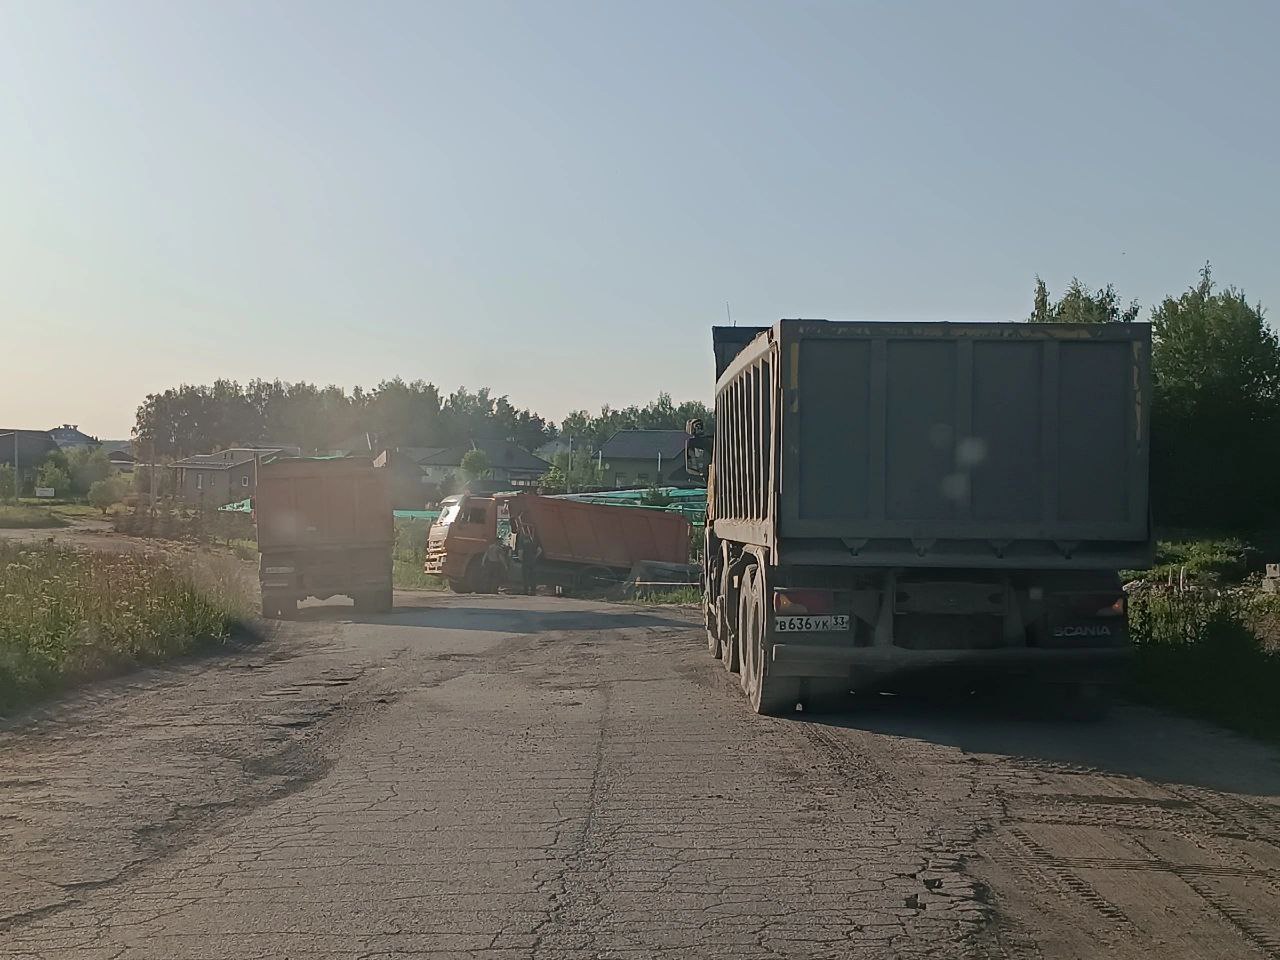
(704, 556), (723, 659)
(739, 564), (799, 716)
(720, 563), (739, 674)
(262, 592), (296, 620)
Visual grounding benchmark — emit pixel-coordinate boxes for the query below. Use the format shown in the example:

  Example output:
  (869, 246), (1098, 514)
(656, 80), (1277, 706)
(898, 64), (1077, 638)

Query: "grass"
(392, 517), (445, 590)
(634, 585), (701, 605)
(227, 538), (258, 562)
(0, 541), (254, 713)
(393, 557), (446, 591)
(1129, 587), (1280, 742)
(0, 505), (70, 529)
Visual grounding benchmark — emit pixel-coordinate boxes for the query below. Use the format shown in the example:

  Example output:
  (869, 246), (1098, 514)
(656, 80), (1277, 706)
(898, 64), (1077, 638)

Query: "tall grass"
(393, 517), (444, 590)
(0, 542), (254, 712)
(0, 505), (70, 529)
(1128, 587), (1280, 741)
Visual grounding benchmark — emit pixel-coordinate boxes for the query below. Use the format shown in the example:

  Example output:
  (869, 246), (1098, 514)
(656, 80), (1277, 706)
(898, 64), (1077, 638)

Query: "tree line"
(133, 379), (713, 465)
(1032, 265), (1276, 530)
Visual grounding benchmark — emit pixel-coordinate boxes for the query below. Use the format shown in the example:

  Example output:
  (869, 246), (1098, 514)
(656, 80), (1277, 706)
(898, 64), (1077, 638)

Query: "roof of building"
(99, 439), (134, 456)
(0, 429), (59, 468)
(417, 439), (550, 474)
(107, 449), (137, 463)
(397, 446), (450, 464)
(170, 447), (285, 470)
(48, 424), (100, 446)
(599, 429), (689, 461)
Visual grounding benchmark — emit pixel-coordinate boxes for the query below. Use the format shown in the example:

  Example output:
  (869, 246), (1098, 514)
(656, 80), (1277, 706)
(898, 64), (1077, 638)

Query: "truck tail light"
(1095, 596), (1126, 618)
(773, 589), (834, 615)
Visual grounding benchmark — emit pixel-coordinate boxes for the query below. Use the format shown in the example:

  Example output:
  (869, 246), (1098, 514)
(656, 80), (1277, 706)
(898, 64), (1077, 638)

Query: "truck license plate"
(775, 615), (850, 632)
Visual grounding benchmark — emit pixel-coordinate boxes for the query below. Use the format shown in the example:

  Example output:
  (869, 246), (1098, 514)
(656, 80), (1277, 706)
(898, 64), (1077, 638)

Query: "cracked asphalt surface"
(3, 592), (1280, 959)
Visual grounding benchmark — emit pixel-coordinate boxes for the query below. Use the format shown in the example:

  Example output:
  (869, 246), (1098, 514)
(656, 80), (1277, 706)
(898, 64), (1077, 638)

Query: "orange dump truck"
(424, 492), (691, 593)
(255, 457), (393, 617)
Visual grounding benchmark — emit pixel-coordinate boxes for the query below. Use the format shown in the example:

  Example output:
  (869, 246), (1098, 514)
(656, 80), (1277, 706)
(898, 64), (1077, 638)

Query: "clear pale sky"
(3, 0), (1277, 438)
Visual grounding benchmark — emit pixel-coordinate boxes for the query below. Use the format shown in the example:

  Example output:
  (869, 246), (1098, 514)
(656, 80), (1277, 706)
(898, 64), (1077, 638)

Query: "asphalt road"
(3, 593), (1280, 959)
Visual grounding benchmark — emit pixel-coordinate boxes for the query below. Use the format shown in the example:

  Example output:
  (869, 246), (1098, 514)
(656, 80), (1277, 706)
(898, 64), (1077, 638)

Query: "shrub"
(88, 477), (127, 514)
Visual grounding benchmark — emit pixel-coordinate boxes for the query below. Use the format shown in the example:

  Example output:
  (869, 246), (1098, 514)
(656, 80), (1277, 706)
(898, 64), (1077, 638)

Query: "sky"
(2, 0), (1278, 439)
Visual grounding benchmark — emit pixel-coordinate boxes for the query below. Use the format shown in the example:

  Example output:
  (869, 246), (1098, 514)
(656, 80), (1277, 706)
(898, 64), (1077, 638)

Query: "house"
(107, 449), (137, 475)
(598, 430), (691, 488)
(48, 424), (101, 449)
(169, 447), (287, 506)
(0, 429), (59, 474)
(414, 440), (550, 489)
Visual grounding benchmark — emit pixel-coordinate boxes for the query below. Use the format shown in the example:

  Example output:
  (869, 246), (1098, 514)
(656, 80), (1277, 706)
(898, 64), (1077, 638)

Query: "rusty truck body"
(256, 457), (393, 618)
(696, 319), (1152, 715)
(424, 492), (690, 593)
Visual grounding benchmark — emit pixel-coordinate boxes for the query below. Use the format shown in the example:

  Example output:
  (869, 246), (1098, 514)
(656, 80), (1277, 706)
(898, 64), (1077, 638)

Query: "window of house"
(196, 474), (203, 490)
(637, 473), (649, 485)
(615, 474), (627, 487)
(241, 475), (250, 487)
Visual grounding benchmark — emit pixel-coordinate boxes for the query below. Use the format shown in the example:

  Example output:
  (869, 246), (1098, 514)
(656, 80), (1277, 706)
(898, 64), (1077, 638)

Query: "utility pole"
(0, 433), (17, 502)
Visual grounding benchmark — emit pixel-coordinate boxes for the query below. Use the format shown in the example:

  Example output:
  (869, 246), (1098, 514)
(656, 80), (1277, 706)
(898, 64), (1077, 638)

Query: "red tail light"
(773, 589), (834, 615)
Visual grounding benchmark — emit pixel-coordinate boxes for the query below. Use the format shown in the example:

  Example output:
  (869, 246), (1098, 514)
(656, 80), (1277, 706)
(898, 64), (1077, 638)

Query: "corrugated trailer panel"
(765, 321), (1151, 545)
(515, 496), (691, 569)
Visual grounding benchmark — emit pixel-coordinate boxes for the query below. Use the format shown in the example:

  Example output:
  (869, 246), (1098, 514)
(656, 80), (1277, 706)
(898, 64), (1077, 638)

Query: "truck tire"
(262, 592), (296, 620)
(704, 557), (722, 659)
(739, 564), (799, 716)
(720, 563), (740, 673)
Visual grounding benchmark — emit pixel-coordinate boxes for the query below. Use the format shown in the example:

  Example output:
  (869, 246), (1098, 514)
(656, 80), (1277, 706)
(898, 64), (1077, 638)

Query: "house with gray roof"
(598, 430), (690, 488)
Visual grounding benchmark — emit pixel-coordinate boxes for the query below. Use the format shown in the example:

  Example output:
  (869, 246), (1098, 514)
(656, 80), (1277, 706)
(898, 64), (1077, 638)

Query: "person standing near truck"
(515, 520), (541, 595)
(480, 538), (508, 593)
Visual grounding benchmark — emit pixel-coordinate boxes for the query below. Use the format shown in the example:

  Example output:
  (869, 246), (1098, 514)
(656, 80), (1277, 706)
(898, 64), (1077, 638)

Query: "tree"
(36, 461), (70, 496)
(0, 464), (14, 501)
(1149, 265), (1280, 528)
(88, 477), (127, 514)
(66, 447), (111, 496)
(460, 449), (491, 482)
(1028, 276), (1140, 324)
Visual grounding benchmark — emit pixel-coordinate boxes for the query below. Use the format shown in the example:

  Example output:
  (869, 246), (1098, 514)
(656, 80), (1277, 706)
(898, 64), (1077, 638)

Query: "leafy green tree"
(1029, 276), (1140, 324)
(1150, 265), (1280, 528)
(460, 449), (491, 482)
(0, 463), (14, 501)
(36, 461), (70, 496)
(88, 477), (127, 514)
(66, 447), (111, 496)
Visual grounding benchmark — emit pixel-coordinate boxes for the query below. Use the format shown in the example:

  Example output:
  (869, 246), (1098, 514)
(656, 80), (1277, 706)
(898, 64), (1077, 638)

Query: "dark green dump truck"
(695, 319), (1153, 715)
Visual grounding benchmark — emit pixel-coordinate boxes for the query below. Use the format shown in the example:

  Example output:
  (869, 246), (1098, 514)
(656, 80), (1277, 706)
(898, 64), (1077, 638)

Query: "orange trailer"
(425, 493), (690, 593)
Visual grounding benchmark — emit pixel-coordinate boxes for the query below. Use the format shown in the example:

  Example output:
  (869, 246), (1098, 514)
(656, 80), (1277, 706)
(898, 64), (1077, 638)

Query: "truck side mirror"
(686, 420), (711, 480)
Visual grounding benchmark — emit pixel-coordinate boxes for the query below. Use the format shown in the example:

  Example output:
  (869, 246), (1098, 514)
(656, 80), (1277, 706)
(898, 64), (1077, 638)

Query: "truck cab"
(424, 495), (512, 592)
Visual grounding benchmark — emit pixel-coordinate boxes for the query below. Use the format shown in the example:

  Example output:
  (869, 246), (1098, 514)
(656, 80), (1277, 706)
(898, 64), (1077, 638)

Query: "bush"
(88, 477), (127, 514)
(1129, 587), (1280, 741)
(1127, 538), (1254, 587)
